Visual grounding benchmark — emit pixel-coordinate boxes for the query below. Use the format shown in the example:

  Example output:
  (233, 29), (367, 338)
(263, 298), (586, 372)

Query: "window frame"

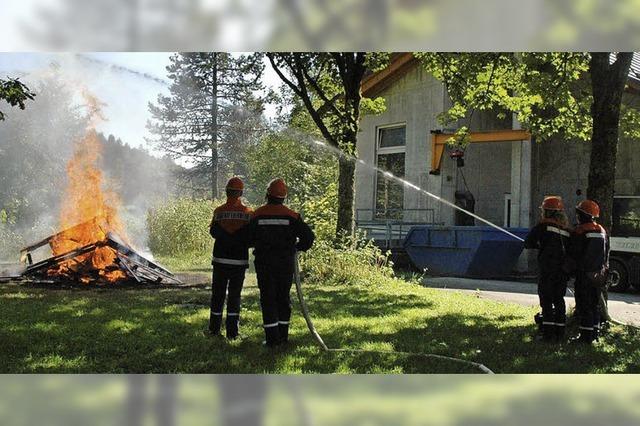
(374, 123), (407, 219)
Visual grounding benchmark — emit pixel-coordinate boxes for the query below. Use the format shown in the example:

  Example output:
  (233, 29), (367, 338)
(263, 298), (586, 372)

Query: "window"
(375, 125), (406, 220)
(612, 197), (640, 238)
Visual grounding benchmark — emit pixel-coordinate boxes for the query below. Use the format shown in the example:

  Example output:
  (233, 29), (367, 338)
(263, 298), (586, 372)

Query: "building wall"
(357, 64), (640, 231)
(532, 135), (640, 226)
(356, 64), (514, 227)
(356, 65), (445, 224)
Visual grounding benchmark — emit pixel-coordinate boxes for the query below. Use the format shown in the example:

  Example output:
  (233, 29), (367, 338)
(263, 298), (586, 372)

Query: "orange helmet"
(576, 199), (600, 218)
(541, 196), (564, 211)
(226, 177), (244, 191)
(267, 178), (288, 199)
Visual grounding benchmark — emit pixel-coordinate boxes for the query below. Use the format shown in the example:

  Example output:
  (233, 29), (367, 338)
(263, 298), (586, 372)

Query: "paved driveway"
(425, 277), (640, 327)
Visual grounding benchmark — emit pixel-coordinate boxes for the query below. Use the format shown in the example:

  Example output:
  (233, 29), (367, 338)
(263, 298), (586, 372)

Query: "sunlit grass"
(0, 269), (638, 373)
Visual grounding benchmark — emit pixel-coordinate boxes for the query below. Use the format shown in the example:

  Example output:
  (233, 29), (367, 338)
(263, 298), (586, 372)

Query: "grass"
(1, 265), (639, 373)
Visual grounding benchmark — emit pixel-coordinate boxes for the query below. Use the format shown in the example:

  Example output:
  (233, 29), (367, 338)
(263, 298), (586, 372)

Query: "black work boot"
(208, 312), (222, 335)
(278, 323), (289, 344)
(263, 326), (281, 347)
(577, 329), (595, 344)
(226, 316), (239, 340)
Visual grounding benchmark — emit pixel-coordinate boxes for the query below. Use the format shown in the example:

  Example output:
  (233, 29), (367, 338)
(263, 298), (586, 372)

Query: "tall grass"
(147, 198), (218, 257)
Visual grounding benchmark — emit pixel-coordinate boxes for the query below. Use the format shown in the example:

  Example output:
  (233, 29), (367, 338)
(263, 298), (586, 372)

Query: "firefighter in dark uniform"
(524, 196), (571, 342)
(569, 199), (610, 344)
(207, 177), (253, 339)
(243, 178), (315, 347)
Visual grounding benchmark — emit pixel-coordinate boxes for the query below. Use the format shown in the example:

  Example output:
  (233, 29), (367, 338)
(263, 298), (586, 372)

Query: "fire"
(47, 92), (129, 283)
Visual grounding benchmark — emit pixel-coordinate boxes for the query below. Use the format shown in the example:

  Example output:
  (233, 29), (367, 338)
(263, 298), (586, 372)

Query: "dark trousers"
(538, 272), (568, 325)
(574, 273), (600, 340)
(209, 264), (246, 337)
(255, 261), (294, 345)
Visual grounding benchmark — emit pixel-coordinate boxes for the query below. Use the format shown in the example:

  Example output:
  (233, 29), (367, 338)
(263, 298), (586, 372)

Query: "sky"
(0, 52), (282, 154)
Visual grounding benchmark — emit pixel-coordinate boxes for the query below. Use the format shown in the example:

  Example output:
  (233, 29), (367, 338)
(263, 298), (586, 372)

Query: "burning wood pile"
(13, 92), (181, 285)
(20, 218), (181, 285)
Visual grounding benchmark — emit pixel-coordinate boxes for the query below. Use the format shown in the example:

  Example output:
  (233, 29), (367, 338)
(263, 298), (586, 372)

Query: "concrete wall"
(532, 135), (640, 226)
(357, 64), (640, 231)
(355, 65), (445, 223)
(356, 64), (516, 227)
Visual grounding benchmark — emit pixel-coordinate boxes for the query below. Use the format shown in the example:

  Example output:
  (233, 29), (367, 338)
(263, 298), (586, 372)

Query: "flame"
(47, 93), (128, 283)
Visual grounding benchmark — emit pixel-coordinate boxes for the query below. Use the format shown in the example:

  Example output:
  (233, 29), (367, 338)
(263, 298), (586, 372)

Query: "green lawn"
(1, 270), (638, 373)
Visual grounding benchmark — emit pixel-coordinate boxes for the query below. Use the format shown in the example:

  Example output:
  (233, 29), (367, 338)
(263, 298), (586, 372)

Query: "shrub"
(301, 231), (394, 286)
(301, 181), (338, 242)
(146, 198), (218, 257)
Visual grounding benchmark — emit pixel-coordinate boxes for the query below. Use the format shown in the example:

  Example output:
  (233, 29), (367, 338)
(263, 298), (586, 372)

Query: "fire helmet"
(226, 177), (244, 191)
(540, 196), (564, 211)
(576, 199), (600, 218)
(267, 178), (288, 199)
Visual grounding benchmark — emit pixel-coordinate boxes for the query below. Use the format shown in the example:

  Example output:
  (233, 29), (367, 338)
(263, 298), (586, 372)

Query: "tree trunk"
(336, 156), (356, 237)
(211, 54), (219, 200)
(586, 52), (633, 230)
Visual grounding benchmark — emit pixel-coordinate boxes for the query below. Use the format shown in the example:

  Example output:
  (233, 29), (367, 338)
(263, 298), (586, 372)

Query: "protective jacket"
(242, 202), (315, 346)
(524, 218), (572, 340)
(209, 197), (253, 267)
(569, 221), (610, 342)
(524, 219), (571, 275)
(245, 203), (315, 268)
(570, 222), (609, 273)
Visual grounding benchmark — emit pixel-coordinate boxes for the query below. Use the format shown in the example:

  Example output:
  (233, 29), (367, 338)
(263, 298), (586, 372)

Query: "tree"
(587, 53), (634, 228)
(416, 52), (639, 229)
(0, 78), (35, 121)
(147, 53), (264, 199)
(266, 53), (383, 237)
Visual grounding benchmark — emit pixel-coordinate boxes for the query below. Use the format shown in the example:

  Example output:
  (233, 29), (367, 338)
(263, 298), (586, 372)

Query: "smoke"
(0, 53), (179, 262)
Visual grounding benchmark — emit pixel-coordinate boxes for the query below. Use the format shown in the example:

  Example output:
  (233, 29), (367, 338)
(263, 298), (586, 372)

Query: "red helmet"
(226, 177), (244, 191)
(576, 199), (600, 218)
(541, 196), (564, 211)
(267, 178), (288, 199)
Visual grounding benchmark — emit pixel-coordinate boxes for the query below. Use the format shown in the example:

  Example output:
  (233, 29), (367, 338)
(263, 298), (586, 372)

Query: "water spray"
(309, 138), (524, 242)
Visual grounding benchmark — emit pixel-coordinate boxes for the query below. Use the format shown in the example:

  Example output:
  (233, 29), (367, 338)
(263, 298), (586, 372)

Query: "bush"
(301, 231), (394, 286)
(301, 181), (338, 242)
(146, 198), (218, 257)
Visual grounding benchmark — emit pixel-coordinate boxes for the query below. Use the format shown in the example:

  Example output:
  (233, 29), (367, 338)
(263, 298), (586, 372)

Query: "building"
(354, 53), (640, 259)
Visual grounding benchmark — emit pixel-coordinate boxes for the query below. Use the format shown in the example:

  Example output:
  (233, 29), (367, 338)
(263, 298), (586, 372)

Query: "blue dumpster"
(403, 226), (529, 277)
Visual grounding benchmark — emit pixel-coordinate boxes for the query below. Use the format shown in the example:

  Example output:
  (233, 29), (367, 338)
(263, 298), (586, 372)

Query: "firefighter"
(207, 177), (253, 339)
(243, 178), (315, 347)
(569, 200), (610, 344)
(524, 196), (571, 342)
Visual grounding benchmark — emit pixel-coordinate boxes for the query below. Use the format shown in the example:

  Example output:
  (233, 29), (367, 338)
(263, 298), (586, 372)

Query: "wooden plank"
(361, 53), (418, 98)
(115, 254), (142, 283)
(23, 242), (101, 274)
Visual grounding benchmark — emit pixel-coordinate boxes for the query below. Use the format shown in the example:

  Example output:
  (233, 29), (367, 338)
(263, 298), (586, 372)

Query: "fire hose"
(293, 251), (495, 374)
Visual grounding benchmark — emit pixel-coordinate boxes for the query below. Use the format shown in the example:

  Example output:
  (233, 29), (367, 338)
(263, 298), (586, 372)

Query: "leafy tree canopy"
(415, 52), (640, 145)
(0, 78), (35, 121)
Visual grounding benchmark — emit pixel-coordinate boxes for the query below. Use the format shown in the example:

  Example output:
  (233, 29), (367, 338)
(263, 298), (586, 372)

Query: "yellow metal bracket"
(430, 129), (532, 174)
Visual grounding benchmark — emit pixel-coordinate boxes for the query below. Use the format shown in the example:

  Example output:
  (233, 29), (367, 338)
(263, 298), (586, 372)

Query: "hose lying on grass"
(293, 252), (495, 374)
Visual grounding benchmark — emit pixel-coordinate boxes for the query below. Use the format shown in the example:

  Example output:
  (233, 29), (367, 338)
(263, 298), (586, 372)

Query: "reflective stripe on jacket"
(524, 219), (570, 274)
(243, 203), (315, 266)
(569, 222), (609, 273)
(209, 197), (253, 267)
